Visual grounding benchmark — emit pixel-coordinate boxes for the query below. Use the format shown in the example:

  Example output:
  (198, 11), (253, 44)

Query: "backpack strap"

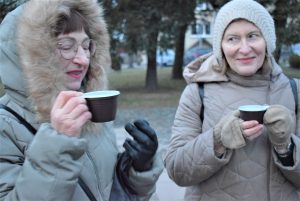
(289, 78), (298, 115)
(78, 177), (97, 201)
(0, 104), (37, 134)
(197, 82), (204, 122)
(0, 104), (97, 201)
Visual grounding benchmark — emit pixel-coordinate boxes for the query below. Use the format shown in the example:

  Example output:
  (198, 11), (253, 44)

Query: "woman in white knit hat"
(164, 0), (300, 200)
(0, 0), (163, 200)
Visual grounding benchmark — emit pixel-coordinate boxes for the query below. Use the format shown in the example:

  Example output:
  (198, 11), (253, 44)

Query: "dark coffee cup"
(239, 105), (269, 124)
(83, 90), (120, 123)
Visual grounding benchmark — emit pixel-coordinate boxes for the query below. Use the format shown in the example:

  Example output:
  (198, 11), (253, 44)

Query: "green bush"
(289, 54), (300, 68)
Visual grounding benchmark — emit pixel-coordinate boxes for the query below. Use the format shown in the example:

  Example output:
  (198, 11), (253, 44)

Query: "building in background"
(184, 2), (215, 65)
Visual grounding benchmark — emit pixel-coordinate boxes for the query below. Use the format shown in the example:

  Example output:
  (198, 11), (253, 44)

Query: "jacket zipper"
(86, 151), (105, 201)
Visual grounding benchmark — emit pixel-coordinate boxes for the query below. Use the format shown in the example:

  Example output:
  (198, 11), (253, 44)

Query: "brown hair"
(54, 9), (91, 37)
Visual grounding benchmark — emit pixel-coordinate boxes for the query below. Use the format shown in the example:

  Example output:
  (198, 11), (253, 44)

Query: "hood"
(14, 0), (111, 122)
(0, 5), (29, 105)
(183, 53), (228, 84)
(183, 53), (283, 84)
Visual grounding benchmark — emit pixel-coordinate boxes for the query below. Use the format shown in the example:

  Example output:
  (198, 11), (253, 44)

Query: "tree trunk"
(272, 0), (287, 62)
(145, 14), (161, 91)
(172, 23), (188, 79)
(146, 33), (158, 91)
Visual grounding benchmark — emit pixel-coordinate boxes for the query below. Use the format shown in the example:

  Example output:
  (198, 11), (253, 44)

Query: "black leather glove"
(112, 152), (138, 197)
(123, 119), (158, 172)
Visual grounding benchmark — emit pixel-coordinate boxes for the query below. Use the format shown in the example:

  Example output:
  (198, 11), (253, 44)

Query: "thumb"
(233, 110), (240, 118)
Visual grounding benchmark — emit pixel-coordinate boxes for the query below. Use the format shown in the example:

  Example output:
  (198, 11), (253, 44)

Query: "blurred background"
(1, 0), (300, 90)
(1, 0), (300, 144)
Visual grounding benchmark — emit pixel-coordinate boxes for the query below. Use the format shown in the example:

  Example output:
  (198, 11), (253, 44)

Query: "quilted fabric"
(164, 55), (300, 201)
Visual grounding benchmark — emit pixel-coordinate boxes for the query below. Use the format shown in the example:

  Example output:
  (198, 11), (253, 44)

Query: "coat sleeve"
(272, 78), (300, 188)
(126, 152), (164, 201)
(164, 83), (232, 186)
(272, 134), (300, 188)
(0, 116), (87, 201)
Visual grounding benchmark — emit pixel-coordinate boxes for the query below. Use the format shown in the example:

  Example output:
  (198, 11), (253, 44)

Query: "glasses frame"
(57, 38), (96, 60)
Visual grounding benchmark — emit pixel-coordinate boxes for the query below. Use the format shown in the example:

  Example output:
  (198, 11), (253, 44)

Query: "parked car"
(183, 46), (212, 66)
(280, 43), (300, 67)
(291, 43), (300, 56)
(156, 49), (175, 67)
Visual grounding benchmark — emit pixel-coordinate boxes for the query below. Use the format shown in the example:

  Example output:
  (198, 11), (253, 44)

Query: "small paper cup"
(83, 90), (120, 123)
(239, 105), (269, 124)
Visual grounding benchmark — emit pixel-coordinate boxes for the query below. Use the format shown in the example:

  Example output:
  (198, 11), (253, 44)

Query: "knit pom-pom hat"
(213, 0), (276, 64)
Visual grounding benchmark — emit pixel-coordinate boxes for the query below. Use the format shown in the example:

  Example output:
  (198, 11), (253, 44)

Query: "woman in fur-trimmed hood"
(18, 0), (110, 123)
(0, 0), (163, 200)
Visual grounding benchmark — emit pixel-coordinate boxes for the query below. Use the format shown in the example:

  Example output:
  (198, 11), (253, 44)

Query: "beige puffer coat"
(0, 0), (163, 200)
(164, 54), (300, 201)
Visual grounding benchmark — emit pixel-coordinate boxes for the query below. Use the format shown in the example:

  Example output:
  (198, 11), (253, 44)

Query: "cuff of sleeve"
(127, 152), (163, 196)
(274, 139), (294, 166)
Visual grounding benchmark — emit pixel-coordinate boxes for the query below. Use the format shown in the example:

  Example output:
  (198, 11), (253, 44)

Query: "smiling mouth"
(238, 57), (254, 64)
(67, 70), (83, 79)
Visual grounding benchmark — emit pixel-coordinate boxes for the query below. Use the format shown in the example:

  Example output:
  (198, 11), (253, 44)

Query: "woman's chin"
(65, 83), (82, 91)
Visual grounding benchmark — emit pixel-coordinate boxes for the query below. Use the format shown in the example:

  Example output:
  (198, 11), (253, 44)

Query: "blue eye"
(249, 34), (257, 39)
(248, 32), (261, 41)
(227, 36), (239, 43)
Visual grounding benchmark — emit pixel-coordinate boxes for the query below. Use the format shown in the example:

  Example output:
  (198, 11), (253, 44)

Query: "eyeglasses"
(57, 38), (96, 60)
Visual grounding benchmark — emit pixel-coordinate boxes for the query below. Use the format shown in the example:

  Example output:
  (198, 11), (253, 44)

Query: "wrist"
(274, 140), (294, 166)
(133, 158), (153, 172)
(273, 138), (292, 155)
(214, 142), (226, 158)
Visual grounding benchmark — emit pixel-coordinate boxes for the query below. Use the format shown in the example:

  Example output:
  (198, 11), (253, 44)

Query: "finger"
(133, 119), (157, 142)
(125, 123), (150, 144)
(74, 111), (92, 128)
(52, 91), (83, 109)
(123, 139), (139, 159)
(241, 120), (260, 130)
(243, 124), (264, 138)
(245, 130), (263, 141)
(63, 96), (87, 114)
(69, 102), (90, 120)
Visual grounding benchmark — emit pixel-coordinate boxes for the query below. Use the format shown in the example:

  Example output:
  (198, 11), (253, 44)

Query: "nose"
(239, 39), (252, 54)
(72, 46), (90, 65)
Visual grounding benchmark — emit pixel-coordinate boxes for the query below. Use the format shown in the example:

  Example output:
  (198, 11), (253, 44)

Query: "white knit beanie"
(213, 0), (276, 64)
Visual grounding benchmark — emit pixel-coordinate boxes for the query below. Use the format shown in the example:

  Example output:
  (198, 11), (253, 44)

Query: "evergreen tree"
(0, 0), (26, 22)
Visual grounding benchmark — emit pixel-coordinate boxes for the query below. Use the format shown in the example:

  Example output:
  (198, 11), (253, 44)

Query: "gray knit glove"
(263, 105), (293, 153)
(214, 110), (246, 150)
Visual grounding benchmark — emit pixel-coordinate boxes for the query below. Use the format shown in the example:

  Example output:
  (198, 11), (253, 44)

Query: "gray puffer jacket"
(164, 54), (300, 201)
(0, 1), (163, 201)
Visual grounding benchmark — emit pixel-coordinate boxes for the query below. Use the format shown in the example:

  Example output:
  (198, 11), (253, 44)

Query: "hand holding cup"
(238, 104), (268, 141)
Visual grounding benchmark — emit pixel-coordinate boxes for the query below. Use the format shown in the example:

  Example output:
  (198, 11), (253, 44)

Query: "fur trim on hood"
(17, 0), (111, 122)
